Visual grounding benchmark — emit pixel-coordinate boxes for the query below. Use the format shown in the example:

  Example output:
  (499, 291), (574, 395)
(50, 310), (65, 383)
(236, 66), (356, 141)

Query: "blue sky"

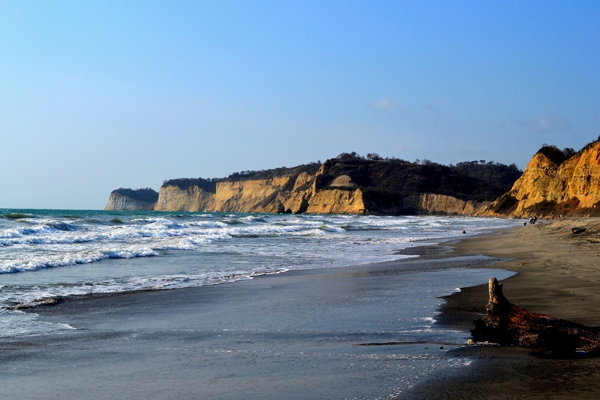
(2, 1), (599, 209)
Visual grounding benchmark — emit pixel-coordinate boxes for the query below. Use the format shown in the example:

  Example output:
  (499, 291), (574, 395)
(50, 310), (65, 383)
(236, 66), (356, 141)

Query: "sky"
(2, 1), (600, 209)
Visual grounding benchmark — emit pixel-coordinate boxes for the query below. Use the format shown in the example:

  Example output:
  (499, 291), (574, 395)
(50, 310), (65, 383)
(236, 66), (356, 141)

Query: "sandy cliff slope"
(481, 140), (600, 217)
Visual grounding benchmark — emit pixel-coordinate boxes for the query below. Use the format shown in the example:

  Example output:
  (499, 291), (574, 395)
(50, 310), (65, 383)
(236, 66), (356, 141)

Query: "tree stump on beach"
(471, 278), (600, 356)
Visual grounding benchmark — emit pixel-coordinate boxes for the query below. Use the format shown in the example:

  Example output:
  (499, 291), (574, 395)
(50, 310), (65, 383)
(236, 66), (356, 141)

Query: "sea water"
(0, 209), (521, 397)
(0, 209), (519, 337)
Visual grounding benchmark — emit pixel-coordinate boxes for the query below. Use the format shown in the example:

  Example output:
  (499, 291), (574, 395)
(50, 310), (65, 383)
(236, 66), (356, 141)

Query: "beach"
(407, 218), (600, 399)
(4, 216), (600, 398)
(0, 211), (523, 399)
(0, 252), (511, 400)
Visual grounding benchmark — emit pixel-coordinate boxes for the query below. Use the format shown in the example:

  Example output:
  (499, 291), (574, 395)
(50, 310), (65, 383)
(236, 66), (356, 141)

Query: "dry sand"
(406, 218), (600, 399)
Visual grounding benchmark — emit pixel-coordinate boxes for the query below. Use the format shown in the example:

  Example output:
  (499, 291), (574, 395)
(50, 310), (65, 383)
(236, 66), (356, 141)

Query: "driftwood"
(471, 278), (600, 356)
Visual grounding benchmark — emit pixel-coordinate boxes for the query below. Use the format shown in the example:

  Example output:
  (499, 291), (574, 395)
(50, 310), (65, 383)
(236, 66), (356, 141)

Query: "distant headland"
(107, 140), (600, 217)
(105, 152), (521, 216)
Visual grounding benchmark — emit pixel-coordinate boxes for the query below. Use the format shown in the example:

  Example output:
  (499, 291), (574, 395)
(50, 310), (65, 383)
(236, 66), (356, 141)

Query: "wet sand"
(406, 218), (600, 399)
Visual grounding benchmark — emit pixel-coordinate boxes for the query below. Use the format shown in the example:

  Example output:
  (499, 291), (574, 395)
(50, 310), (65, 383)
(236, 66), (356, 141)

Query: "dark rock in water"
(572, 227), (587, 234)
(274, 200), (286, 214)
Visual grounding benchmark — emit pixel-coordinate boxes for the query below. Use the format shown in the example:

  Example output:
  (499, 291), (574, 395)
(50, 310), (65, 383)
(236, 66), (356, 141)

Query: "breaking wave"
(0, 210), (522, 322)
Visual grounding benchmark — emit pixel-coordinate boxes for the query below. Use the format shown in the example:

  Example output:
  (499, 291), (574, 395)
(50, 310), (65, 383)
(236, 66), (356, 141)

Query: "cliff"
(481, 140), (600, 218)
(105, 188), (159, 211)
(401, 194), (487, 216)
(106, 156), (521, 216)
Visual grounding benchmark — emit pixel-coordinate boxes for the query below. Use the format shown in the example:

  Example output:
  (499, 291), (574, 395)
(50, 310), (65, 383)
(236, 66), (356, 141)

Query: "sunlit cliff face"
(107, 158), (520, 216)
(481, 141), (600, 218)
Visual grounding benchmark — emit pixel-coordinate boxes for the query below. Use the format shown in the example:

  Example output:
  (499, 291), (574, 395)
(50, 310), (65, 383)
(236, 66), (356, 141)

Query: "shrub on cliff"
(161, 178), (218, 193)
(537, 145), (576, 166)
(112, 188), (158, 203)
(317, 158), (520, 203)
(454, 161), (522, 190)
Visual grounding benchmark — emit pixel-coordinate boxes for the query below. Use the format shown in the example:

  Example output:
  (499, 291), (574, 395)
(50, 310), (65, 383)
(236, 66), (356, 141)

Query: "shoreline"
(452, 217), (600, 327)
(0, 237), (512, 399)
(7, 217), (599, 399)
(405, 218), (600, 399)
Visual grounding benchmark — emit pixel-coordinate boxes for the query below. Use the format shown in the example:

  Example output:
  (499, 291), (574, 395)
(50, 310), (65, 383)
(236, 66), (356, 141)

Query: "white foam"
(0, 310), (76, 337)
(0, 265), (290, 310)
(0, 212), (523, 310)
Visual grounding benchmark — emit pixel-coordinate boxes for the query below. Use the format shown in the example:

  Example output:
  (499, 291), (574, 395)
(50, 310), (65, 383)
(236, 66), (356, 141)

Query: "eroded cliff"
(105, 188), (158, 211)
(106, 156), (521, 215)
(402, 194), (489, 216)
(481, 140), (600, 217)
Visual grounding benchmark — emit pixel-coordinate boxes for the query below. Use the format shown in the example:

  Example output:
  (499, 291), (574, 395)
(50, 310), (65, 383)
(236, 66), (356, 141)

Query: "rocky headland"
(481, 139), (600, 218)
(104, 188), (159, 211)
(105, 154), (521, 215)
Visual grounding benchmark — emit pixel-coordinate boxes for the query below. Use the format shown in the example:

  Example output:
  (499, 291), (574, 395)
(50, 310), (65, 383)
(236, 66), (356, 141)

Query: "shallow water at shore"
(3, 256), (515, 399)
(405, 218), (600, 399)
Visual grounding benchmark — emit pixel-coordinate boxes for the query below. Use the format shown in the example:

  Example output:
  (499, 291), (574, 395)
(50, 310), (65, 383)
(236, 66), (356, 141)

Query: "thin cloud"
(372, 98), (394, 110)
(371, 99), (442, 117)
(523, 115), (570, 133)
(421, 103), (440, 115)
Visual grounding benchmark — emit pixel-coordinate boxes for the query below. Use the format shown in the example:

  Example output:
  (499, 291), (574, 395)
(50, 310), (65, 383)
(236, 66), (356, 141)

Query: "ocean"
(0, 209), (520, 397)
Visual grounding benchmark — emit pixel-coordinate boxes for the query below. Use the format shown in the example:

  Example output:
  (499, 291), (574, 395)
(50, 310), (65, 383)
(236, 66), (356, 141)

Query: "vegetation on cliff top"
(111, 188), (158, 203)
(535, 138), (600, 167)
(161, 178), (218, 193)
(222, 163), (321, 182)
(160, 153), (520, 199)
(536, 144), (577, 166)
(161, 163), (322, 192)
(315, 154), (521, 210)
